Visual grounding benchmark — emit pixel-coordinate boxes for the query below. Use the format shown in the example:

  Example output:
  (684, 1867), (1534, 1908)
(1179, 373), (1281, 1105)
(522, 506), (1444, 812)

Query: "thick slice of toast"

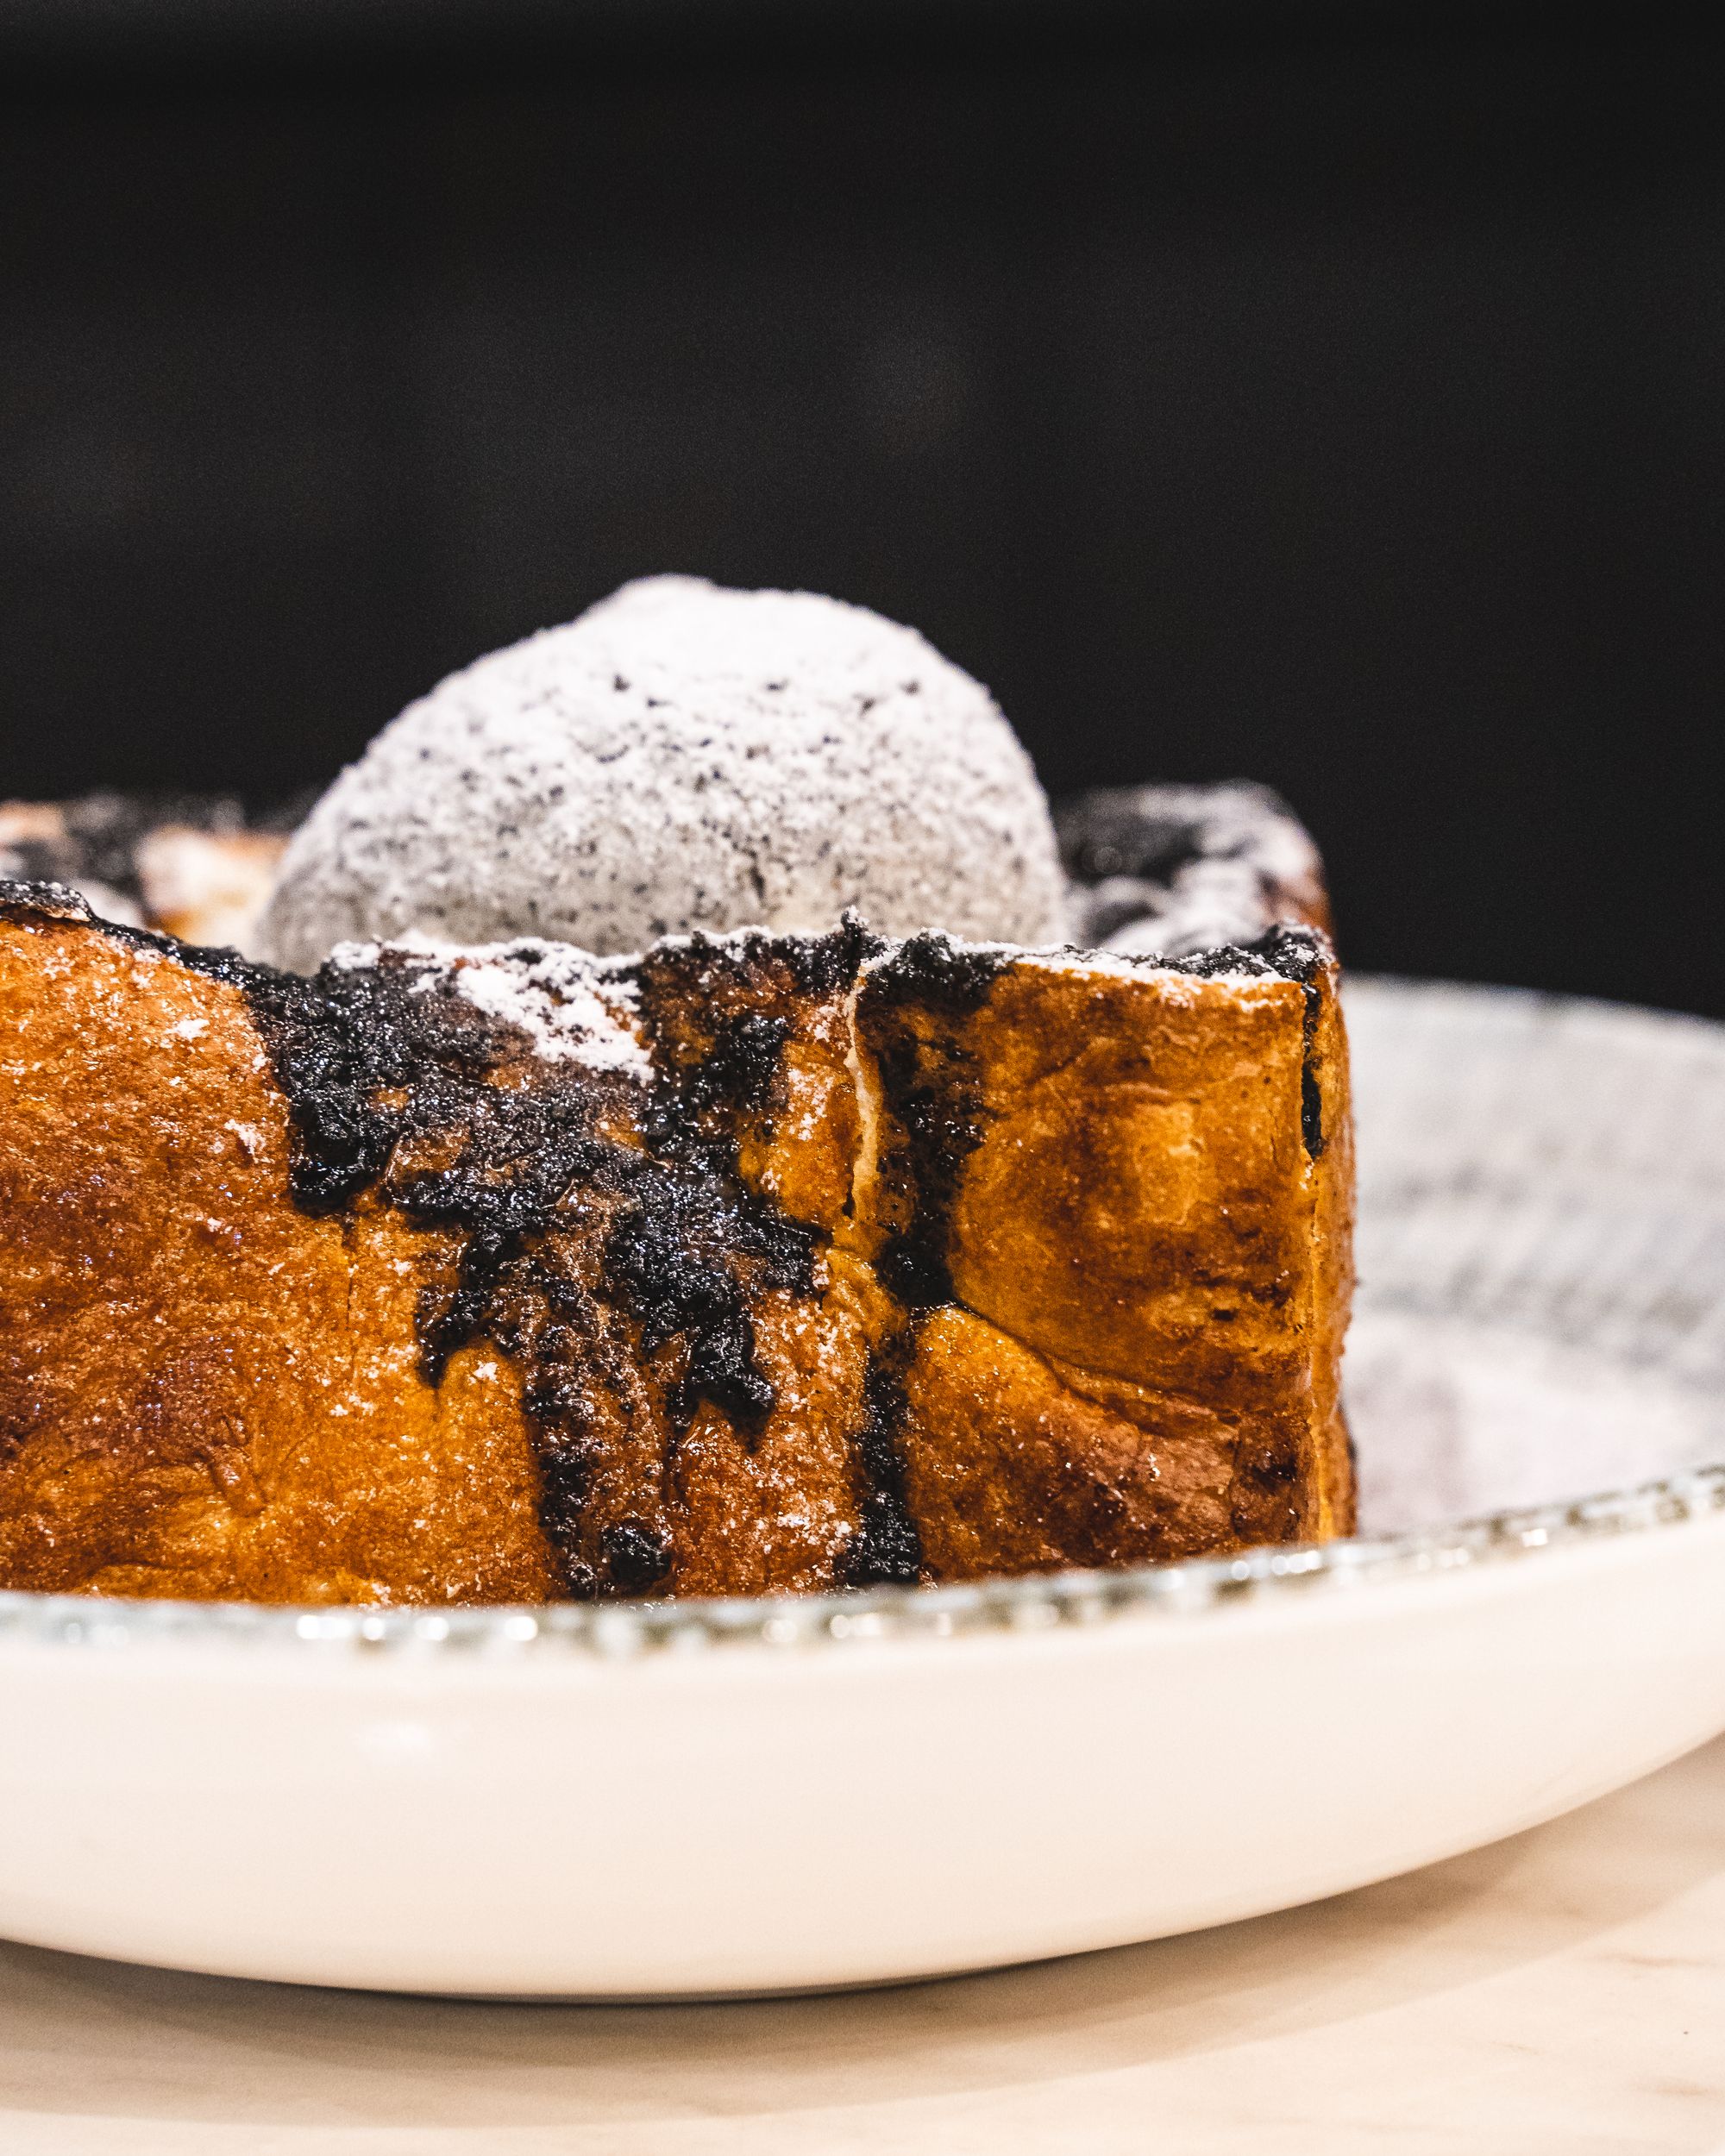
(0, 794), (288, 950)
(1058, 781), (1330, 956)
(0, 881), (1352, 1603)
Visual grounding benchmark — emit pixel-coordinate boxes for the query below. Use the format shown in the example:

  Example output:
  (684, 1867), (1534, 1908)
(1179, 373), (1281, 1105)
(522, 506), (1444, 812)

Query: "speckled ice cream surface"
(258, 576), (1069, 972)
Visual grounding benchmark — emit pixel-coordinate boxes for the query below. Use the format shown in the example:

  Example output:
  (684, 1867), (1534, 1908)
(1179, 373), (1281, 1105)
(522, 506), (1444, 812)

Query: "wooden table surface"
(1, 1736), (1721, 2156)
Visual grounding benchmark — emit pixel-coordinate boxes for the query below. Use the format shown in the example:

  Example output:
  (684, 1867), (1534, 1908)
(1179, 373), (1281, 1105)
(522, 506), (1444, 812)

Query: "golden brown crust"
(900, 1307), (1242, 1576)
(0, 910), (558, 1602)
(864, 951), (1354, 1564)
(0, 893), (1352, 1602)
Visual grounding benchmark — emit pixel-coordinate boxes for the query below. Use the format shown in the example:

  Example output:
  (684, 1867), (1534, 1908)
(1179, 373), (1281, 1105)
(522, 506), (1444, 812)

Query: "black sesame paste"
(854, 931), (1011, 1309)
(838, 1346), (924, 1588)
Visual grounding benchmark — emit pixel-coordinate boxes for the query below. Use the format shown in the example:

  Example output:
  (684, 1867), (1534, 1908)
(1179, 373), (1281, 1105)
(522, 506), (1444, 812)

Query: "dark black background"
(2, 3), (1721, 1012)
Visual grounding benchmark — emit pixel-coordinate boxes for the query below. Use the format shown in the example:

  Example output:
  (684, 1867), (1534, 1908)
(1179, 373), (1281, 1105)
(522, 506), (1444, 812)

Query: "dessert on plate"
(0, 579), (1352, 1604)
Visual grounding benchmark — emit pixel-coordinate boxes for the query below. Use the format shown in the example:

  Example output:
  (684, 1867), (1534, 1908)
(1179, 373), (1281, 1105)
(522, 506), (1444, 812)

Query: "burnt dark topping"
(631, 916), (879, 1144)
(1160, 919), (1326, 987)
(840, 1346), (925, 1589)
(232, 945), (826, 1466)
(1299, 1001), (1327, 1159)
(242, 955), (543, 1215)
(637, 915), (881, 1016)
(0, 878), (93, 924)
(856, 933), (1010, 1310)
(1227, 1425), (1305, 1545)
(1057, 798), (1212, 887)
(861, 927), (1011, 1012)
(599, 1520), (674, 1594)
(604, 1167), (813, 1438)
(306, 970), (819, 1578)
(245, 930), (868, 1584)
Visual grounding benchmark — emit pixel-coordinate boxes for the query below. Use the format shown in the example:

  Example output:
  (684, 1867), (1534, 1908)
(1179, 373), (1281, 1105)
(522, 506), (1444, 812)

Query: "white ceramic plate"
(1, 978), (1722, 1999)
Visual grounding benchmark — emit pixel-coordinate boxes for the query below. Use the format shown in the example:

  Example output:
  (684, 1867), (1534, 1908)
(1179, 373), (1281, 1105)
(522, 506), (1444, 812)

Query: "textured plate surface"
(0, 977), (1722, 1996)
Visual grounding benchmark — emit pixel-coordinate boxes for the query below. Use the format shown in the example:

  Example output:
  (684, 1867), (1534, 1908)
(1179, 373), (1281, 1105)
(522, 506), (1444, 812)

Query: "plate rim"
(3, 1461), (1719, 1661)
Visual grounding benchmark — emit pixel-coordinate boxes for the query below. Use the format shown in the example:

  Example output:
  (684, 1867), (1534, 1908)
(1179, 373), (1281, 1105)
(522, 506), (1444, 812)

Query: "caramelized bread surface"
(0, 881), (1352, 1603)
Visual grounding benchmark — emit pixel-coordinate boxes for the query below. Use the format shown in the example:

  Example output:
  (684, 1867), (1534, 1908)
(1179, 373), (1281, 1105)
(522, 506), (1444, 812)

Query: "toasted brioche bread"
(1058, 781), (1331, 956)
(0, 795), (286, 950)
(0, 881), (1352, 1602)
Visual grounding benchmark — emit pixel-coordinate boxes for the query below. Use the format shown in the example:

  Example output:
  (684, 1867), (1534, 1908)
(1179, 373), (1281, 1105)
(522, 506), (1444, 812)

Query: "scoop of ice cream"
(257, 576), (1067, 971)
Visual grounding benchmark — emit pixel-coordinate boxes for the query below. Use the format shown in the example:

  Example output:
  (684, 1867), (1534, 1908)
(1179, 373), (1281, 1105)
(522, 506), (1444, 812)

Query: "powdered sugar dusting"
(331, 934), (652, 1081)
(452, 946), (650, 1078)
(1100, 857), (1289, 959)
(857, 926), (1307, 996)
